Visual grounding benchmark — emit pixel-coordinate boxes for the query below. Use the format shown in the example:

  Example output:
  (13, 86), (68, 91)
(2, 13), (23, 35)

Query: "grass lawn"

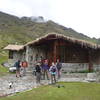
(0, 53), (9, 76)
(0, 65), (9, 76)
(1, 82), (100, 100)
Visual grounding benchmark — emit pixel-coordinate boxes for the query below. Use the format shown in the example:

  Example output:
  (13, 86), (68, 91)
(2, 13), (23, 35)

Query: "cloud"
(0, 0), (100, 38)
(0, 0), (51, 17)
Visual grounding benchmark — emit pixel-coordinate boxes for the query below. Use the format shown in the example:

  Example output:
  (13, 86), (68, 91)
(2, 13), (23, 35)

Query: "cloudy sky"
(0, 0), (100, 38)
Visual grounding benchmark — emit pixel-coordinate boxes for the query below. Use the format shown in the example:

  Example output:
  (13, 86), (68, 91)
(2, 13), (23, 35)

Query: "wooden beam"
(53, 40), (57, 63)
(26, 46), (29, 62)
(88, 50), (93, 72)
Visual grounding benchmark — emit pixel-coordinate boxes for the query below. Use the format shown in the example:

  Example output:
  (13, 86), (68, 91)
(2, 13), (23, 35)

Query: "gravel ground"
(0, 73), (92, 97)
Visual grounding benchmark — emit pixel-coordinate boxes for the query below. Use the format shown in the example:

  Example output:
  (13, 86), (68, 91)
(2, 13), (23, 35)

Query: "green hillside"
(0, 11), (99, 51)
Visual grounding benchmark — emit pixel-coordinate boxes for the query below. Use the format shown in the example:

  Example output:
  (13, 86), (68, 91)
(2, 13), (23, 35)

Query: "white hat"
(36, 63), (40, 65)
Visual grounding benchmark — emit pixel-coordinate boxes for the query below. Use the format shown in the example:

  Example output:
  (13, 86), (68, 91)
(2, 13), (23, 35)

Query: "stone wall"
(62, 63), (100, 72)
(93, 64), (100, 71)
(25, 45), (47, 72)
(27, 46), (46, 67)
(62, 63), (89, 72)
(8, 50), (25, 67)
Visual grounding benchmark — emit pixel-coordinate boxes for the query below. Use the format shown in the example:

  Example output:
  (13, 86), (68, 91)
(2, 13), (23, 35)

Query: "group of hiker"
(14, 58), (62, 84)
(35, 59), (62, 84)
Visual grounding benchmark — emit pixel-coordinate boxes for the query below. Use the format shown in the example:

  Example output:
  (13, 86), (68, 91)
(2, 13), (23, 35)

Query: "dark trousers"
(51, 74), (56, 84)
(36, 72), (41, 83)
(16, 68), (21, 77)
(57, 70), (61, 79)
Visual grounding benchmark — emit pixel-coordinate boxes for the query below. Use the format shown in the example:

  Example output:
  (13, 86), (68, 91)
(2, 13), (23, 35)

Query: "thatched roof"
(4, 33), (100, 51)
(25, 32), (100, 49)
(4, 45), (24, 51)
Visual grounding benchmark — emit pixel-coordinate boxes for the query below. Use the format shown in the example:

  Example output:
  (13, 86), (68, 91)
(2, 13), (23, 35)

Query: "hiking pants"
(51, 74), (56, 84)
(36, 72), (41, 83)
(43, 70), (49, 80)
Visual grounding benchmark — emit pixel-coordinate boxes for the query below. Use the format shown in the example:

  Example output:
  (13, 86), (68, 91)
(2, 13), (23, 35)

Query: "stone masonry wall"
(62, 63), (89, 72)
(62, 63), (100, 72)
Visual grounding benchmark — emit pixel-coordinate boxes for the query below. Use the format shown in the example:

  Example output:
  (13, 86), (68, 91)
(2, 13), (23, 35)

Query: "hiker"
(56, 59), (62, 79)
(38, 56), (44, 80)
(21, 60), (28, 76)
(35, 63), (41, 84)
(49, 62), (57, 84)
(42, 59), (50, 80)
(14, 60), (21, 77)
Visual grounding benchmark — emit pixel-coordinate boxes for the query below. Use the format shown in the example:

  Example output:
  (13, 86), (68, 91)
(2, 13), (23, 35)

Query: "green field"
(1, 82), (100, 100)
(0, 53), (9, 76)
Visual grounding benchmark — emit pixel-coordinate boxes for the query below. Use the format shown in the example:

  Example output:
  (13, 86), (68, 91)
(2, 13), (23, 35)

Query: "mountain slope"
(0, 11), (99, 50)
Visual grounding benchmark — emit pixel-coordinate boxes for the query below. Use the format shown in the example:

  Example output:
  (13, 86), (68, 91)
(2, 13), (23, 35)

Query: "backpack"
(14, 61), (21, 68)
(21, 61), (28, 67)
(51, 66), (56, 72)
(14, 62), (17, 67)
(35, 65), (41, 72)
(56, 63), (62, 70)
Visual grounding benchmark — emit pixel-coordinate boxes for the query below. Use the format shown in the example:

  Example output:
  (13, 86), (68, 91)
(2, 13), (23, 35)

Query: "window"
(9, 51), (13, 59)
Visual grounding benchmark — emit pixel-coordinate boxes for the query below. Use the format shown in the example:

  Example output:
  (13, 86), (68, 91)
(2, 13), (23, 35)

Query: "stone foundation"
(62, 63), (100, 72)
(62, 63), (89, 72)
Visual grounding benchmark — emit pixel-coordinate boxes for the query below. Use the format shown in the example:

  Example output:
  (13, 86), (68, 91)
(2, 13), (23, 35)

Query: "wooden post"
(88, 50), (93, 72)
(89, 63), (93, 72)
(26, 45), (29, 62)
(53, 41), (57, 63)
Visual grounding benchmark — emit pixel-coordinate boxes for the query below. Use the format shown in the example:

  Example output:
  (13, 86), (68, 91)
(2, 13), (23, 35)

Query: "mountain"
(0, 11), (99, 51)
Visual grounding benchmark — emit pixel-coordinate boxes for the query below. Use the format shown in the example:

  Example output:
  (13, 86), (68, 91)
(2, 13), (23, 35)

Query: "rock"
(85, 73), (97, 82)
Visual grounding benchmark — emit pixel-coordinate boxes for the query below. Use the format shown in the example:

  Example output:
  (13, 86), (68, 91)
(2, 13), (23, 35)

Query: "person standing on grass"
(35, 63), (41, 84)
(14, 60), (21, 77)
(56, 59), (62, 79)
(49, 62), (57, 84)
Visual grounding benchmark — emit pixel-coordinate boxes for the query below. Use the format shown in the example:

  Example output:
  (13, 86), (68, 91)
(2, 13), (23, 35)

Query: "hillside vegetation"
(0, 11), (99, 51)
